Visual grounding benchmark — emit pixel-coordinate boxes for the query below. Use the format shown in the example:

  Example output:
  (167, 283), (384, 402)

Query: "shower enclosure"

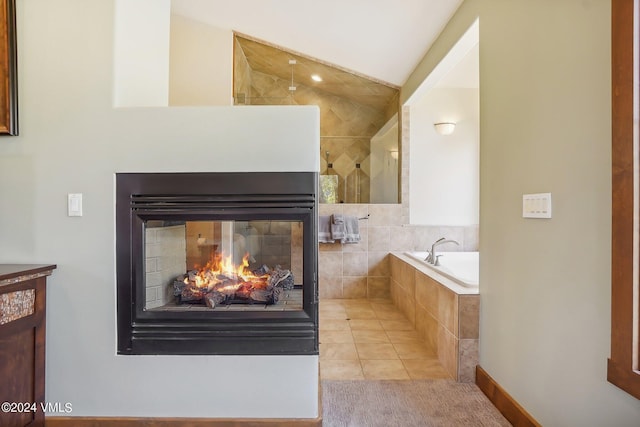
(321, 138), (369, 204)
(233, 34), (400, 204)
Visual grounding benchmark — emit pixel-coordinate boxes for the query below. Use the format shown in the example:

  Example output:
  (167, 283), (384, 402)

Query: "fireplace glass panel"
(144, 220), (303, 312)
(117, 172), (318, 355)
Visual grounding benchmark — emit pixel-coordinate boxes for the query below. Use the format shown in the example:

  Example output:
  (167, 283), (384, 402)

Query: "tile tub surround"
(318, 203), (478, 299)
(389, 253), (479, 383)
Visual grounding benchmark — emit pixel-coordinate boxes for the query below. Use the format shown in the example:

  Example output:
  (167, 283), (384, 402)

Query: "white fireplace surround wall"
(95, 106), (320, 418)
(113, 107), (319, 418)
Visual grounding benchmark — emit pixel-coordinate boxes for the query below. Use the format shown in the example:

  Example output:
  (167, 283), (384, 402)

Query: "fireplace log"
(252, 265), (270, 276)
(269, 268), (294, 290)
(235, 283), (252, 299)
(172, 266), (293, 308)
(204, 291), (226, 308)
(250, 287), (282, 304)
(249, 289), (271, 303)
(173, 279), (185, 296)
(181, 287), (205, 303)
(213, 280), (237, 296)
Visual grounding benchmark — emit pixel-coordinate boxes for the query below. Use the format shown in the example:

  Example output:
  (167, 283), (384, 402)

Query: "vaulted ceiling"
(234, 34), (399, 112)
(171, 0), (464, 87)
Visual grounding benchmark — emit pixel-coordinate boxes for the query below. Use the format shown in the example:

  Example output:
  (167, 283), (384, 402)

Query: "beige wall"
(113, 0), (171, 107)
(403, 0), (640, 425)
(169, 14), (233, 106)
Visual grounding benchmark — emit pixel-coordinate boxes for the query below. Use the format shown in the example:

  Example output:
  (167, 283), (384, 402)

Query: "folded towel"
(331, 221), (345, 241)
(318, 215), (334, 243)
(319, 214), (360, 244)
(341, 215), (361, 243)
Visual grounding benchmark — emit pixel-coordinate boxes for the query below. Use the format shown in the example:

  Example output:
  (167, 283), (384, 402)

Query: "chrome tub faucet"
(425, 237), (459, 265)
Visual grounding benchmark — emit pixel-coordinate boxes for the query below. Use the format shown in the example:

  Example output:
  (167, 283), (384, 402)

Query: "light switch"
(68, 193), (83, 217)
(523, 193), (551, 218)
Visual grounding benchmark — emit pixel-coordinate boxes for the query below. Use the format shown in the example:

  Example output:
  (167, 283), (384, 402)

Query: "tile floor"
(319, 298), (451, 380)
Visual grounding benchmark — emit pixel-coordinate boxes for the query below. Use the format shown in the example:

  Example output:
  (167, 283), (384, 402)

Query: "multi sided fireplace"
(116, 172), (318, 355)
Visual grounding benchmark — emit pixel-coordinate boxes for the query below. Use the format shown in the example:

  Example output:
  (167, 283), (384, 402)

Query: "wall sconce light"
(434, 122), (456, 136)
(389, 150), (399, 160)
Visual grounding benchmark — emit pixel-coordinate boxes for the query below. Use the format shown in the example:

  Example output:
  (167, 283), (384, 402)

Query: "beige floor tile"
(351, 329), (390, 343)
(320, 319), (351, 331)
(368, 298), (393, 304)
(319, 298), (453, 382)
(380, 319), (415, 331)
(320, 342), (359, 360)
(361, 359), (410, 380)
(371, 305), (398, 312)
(320, 330), (354, 344)
(370, 300), (394, 309)
(345, 308), (377, 319)
(385, 330), (421, 343)
(356, 343), (399, 360)
(320, 300), (347, 309)
(374, 310), (408, 321)
(320, 359), (364, 380)
(319, 300), (347, 309)
(320, 310), (349, 320)
(349, 319), (383, 330)
(340, 300), (373, 308)
(402, 359), (452, 380)
(320, 304), (346, 312)
(393, 340), (437, 359)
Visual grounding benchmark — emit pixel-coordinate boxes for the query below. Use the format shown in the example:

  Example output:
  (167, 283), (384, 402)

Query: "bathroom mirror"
(233, 34), (400, 204)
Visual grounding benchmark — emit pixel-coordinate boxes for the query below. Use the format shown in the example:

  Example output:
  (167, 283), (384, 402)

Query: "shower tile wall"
(321, 137), (371, 203)
(318, 203), (479, 299)
(233, 37), (252, 103)
(400, 105), (410, 221)
(233, 37), (396, 204)
(243, 69), (385, 203)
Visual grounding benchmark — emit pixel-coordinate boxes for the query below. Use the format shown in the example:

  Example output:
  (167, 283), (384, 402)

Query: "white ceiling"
(170, 0), (464, 87)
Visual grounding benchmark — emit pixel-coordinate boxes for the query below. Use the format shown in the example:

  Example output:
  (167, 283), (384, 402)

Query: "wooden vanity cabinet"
(0, 264), (56, 427)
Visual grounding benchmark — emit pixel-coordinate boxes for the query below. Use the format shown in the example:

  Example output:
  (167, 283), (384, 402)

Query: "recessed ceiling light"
(311, 74), (322, 82)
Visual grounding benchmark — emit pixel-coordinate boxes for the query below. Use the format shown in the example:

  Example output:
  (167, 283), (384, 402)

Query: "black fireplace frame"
(116, 172), (318, 355)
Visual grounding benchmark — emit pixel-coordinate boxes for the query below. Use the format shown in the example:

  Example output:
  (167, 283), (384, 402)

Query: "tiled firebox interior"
(319, 298), (450, 380)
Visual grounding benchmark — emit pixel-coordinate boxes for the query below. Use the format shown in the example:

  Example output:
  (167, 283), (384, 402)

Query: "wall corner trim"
(475, 365), (541, 427)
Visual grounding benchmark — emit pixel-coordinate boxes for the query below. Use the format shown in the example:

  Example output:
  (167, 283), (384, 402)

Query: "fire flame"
(184, 252), (268, 291)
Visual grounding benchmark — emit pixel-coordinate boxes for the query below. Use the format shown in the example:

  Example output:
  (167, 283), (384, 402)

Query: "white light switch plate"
(68, 193), (83, 217)
(523, 193), (551, 218)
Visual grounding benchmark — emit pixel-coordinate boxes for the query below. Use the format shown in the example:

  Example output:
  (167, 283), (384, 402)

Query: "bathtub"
(405, 251), (479, 288)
